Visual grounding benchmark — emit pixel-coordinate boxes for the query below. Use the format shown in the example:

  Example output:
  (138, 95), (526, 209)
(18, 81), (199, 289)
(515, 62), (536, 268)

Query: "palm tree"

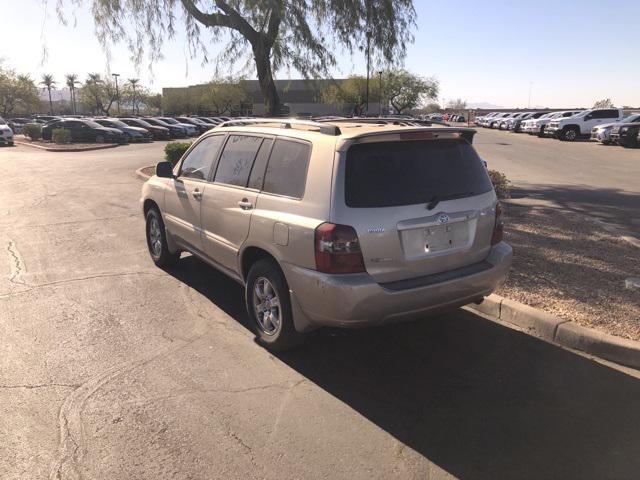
(65, 74), (80, 114)
(40, 74), (56, 114)
(127, 78), (139, 115)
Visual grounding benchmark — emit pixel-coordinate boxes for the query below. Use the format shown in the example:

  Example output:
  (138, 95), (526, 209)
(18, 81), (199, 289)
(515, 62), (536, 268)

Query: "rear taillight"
(491, 202), (504, 246)
(314, 223), (366, 274)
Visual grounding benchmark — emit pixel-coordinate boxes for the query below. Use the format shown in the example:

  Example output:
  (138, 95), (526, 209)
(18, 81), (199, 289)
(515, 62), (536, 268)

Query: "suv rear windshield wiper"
(427, 191), (475, 210)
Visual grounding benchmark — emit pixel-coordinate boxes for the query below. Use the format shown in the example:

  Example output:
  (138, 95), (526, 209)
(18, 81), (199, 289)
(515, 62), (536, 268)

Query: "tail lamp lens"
(491, 202), (504, 246)
(314, 223), (366, 274)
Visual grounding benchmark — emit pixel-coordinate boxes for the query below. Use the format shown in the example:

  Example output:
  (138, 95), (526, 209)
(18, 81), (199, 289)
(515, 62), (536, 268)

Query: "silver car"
(141, 118), (512, 350)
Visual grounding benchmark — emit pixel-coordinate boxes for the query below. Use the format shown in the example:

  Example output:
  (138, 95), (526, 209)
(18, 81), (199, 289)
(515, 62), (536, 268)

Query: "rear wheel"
(245, 259), (306, 351)
(145, 208), (180, 267)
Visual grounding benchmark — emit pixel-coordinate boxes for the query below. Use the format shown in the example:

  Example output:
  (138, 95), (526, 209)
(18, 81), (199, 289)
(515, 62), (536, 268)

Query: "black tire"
(537, 127), (545, 137)
(145, 208), (180, 267)
(560, 126), (579, 141)
(245, 259), (306, 351)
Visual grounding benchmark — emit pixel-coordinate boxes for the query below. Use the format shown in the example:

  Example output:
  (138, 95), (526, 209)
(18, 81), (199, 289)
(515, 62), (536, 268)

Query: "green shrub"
(164, 142), (192, 165)
(51, 128), (71, 144)
(22, 123), (42, 141)
(488, 169), (511, 199)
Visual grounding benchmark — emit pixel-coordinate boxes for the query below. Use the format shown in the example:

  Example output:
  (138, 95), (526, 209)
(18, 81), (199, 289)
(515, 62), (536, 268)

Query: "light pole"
(112, 73), (121, 115)
(365, 29), (371, 115)
(378, 71), (383, 116)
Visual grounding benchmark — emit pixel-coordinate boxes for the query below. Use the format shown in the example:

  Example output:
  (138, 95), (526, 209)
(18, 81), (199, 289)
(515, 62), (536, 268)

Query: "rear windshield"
(345, 139), (492, 208)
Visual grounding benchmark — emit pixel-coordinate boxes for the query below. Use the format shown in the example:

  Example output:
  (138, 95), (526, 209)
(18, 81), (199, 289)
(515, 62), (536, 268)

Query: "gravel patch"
(498, 203), (640, 341)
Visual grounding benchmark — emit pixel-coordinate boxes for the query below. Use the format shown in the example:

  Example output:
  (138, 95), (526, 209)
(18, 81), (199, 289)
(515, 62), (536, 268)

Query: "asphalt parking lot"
(1, 138), (640, 480)
(473, 127), (640, 237)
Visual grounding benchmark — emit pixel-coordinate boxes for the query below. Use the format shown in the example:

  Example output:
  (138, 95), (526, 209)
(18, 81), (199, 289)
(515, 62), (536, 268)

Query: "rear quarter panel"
(242, 137), (336, 272)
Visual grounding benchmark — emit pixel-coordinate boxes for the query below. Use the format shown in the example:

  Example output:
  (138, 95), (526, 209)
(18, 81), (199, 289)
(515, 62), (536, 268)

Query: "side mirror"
(156, 161), (174, 179)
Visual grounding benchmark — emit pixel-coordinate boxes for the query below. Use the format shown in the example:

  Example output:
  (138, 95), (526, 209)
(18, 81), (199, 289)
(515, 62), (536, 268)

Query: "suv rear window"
(345, 139), (492, 208)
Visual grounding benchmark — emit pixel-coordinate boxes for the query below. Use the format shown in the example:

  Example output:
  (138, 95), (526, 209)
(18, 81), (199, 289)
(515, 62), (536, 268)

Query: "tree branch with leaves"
(55, 0), (416, 115)
(382, 69), (438, 114)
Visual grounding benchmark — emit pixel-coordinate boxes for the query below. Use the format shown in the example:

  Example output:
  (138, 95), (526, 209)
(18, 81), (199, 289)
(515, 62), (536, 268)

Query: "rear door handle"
(192, 188), (203, 200)
(238, 198), (253, 210)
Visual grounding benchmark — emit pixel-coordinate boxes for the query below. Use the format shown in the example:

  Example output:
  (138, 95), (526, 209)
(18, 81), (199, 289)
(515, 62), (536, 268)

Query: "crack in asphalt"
(6, 240), (26, 285)
(133, 379), (308, 407)
(0, 383), (80, 390)
(0, 271), (167, 299)
(48, 327), (216, 480)
(20, 213), (139, 229)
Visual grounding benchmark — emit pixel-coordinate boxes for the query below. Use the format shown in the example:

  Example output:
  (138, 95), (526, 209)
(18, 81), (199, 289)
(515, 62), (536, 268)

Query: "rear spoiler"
(337, 128), (477, 151)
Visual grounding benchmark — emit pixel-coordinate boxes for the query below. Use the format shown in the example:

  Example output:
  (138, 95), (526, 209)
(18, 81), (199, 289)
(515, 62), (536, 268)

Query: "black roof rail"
(217, 117), (341, 136)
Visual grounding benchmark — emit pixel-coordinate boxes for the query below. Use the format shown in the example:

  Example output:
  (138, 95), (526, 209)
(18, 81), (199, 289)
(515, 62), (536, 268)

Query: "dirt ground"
(498, 201), (640, 340)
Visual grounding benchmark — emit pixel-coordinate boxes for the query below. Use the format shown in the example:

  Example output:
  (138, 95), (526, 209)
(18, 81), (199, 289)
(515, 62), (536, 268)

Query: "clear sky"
(1, 0), (639, 108)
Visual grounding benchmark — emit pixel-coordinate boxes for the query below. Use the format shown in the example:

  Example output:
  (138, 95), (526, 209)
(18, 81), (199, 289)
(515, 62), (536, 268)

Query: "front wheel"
(145, 208), (180, 267)
(560, 127), (578, 141)
(245, 259), (306, 351)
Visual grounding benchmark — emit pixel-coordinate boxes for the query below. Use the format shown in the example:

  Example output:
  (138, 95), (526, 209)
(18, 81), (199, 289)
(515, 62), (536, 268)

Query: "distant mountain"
(467, 102), (505, 109)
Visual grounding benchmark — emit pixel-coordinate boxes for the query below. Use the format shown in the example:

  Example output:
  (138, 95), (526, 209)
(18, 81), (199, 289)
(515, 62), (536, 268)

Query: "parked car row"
(421, 113), (466, 123)
(3, 114), (239, 145)
(475, 108), (640, 147)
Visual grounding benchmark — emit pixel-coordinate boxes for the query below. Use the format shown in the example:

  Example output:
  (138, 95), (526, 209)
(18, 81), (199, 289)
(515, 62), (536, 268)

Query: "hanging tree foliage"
(55, 0), (416, 115)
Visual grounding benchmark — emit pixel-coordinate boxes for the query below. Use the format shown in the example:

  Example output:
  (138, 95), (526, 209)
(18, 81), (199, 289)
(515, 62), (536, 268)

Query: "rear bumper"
(284, 242), (513, 332)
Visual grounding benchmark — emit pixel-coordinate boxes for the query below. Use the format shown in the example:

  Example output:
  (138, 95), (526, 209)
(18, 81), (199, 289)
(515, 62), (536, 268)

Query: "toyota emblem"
(437, 213), (450, 224)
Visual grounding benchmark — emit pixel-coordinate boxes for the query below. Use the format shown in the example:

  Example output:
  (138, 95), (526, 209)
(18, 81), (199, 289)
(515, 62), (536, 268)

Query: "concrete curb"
(470, 294), (640, 369)
(135, 166), (154, 181)
(15, 140), (119, 152)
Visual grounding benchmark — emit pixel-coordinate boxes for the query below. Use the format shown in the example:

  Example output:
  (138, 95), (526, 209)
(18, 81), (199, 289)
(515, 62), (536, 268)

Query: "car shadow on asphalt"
(167, 255), (640, 480)
(511, 184), (640, 236)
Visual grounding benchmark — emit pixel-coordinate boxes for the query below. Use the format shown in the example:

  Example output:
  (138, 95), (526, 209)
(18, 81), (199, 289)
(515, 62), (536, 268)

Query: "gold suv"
(141, 118), (512, 350)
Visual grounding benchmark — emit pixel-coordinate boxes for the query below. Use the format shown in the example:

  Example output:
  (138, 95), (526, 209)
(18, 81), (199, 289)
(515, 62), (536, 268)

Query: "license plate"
(401, 222), (470, 258)
(424, 225), (457, 253)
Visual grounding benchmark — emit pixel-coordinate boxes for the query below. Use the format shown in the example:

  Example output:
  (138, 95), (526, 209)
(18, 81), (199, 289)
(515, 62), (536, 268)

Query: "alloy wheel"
(252, 277), (281, 335)
(148, 216), (162, 257)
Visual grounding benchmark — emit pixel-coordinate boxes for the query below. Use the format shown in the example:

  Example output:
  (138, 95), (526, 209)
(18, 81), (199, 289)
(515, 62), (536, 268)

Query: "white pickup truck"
(546, 108), (623, 141)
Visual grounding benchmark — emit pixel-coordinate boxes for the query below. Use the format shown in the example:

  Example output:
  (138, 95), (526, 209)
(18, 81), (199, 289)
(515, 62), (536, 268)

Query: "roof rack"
(217, 118), (341, 136)
(314, 117), (451, 127)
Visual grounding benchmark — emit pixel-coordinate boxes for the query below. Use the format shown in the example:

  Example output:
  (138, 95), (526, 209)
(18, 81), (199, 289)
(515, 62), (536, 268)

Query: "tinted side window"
(214, 135), (263, 187)
(180, 135), (225, 181)
(247, 138), (274, 190)
(592, 109), (617, 119)
(262, 139), (311, 199)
